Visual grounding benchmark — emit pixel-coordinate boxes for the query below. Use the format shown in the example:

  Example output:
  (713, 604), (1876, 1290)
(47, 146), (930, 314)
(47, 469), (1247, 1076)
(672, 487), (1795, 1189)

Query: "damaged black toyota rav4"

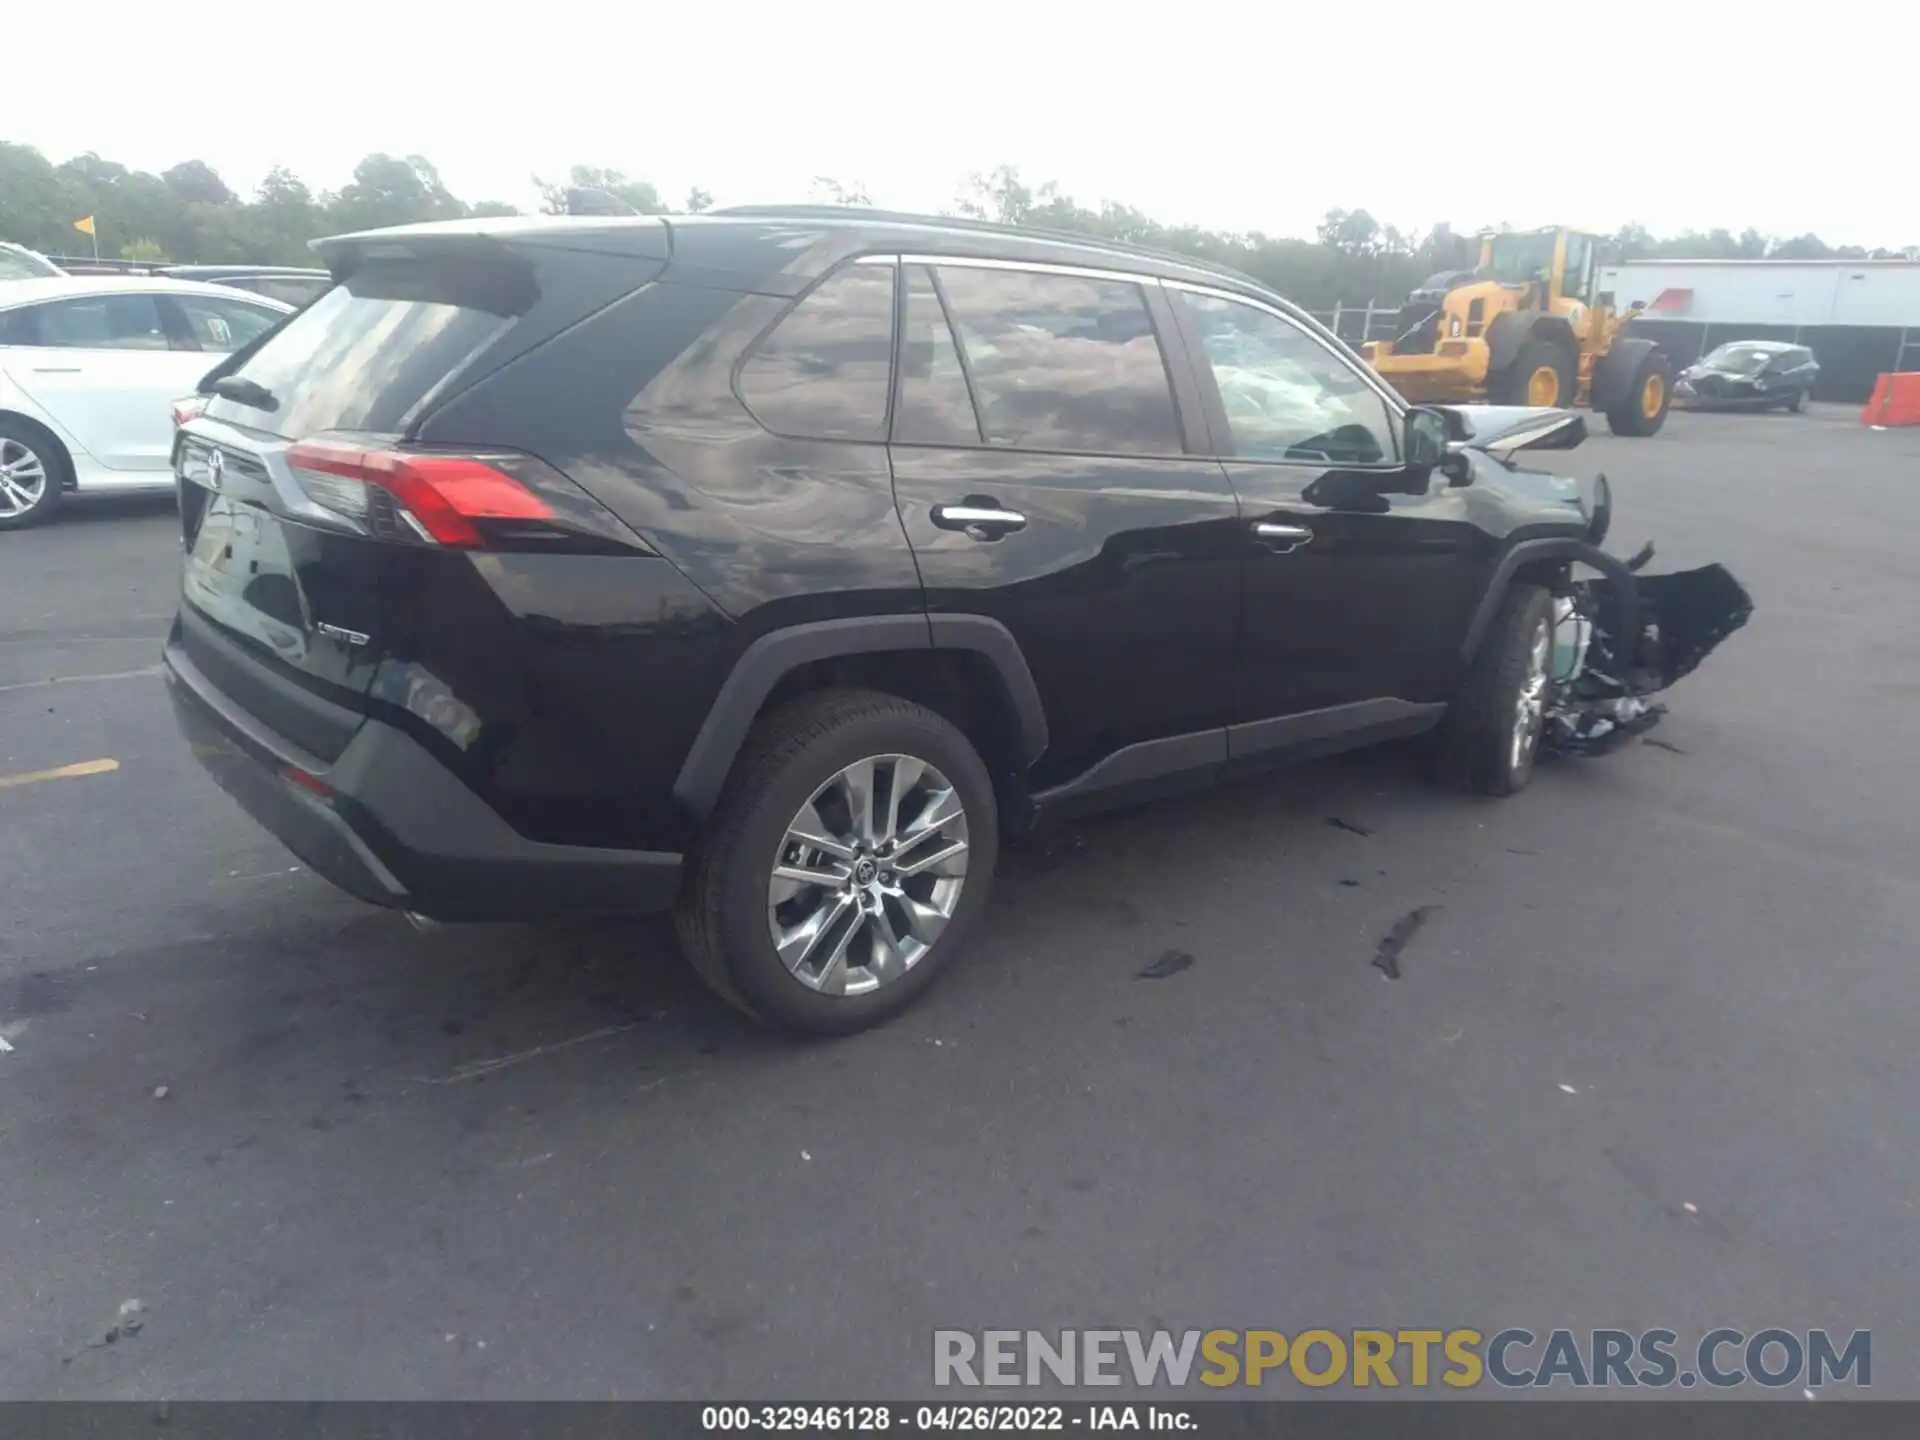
(165, 209), (1750, 1035)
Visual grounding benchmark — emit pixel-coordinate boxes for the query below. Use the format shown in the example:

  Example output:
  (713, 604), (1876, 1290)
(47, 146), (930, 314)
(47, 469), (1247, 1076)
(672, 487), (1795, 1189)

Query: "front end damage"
(1539, 537), (1753, 756)
(1439, 406), (1754, 757)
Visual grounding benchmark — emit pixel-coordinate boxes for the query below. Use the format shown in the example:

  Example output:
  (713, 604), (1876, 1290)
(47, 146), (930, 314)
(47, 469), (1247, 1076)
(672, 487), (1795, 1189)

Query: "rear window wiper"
(209, 375), (279, 412)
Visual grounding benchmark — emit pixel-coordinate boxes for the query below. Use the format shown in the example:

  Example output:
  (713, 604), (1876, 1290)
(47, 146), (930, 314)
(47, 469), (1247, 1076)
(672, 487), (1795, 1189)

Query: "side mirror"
(1404, 407), (1449, 467)
(1404, 406), (1473, 487)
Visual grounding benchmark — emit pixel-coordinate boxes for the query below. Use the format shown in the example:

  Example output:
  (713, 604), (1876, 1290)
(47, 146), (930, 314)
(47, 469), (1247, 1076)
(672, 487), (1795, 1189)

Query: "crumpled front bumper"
(1542, 560), (1754, 755)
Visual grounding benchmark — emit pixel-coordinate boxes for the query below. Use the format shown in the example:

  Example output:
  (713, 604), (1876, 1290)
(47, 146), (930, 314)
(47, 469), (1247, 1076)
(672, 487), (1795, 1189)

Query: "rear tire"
(0, 419), (66, 530)
(675, 689), (999, 1036)
(1604, 350), (1673, 436)
(1787, 388), (1807, 413)
(1491, 341), (1576, 409)
(1436, 585), (1555, 797)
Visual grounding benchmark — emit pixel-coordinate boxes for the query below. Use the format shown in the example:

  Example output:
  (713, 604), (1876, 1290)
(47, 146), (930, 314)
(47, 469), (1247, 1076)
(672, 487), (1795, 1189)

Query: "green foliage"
(2, 145), (1911, 296)
(533, 166), (666, 217)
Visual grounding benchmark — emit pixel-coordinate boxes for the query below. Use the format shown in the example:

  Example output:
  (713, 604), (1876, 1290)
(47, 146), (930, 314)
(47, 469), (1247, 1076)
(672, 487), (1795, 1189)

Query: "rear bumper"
(164, 634), (682, 922)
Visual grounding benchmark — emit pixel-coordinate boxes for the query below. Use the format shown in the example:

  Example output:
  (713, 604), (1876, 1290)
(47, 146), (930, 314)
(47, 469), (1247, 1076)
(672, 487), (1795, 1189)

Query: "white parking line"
(0, 665), (163, 695)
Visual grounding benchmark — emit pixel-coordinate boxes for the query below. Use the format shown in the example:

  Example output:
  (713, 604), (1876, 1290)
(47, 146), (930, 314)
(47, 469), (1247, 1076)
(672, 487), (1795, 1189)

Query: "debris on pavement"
(1337, 878), (1360, 888)
(0, 1036), (12, 1053)
(1371, 906), (1438, 980)
(1559, 1083), (1579, 1095)
(1327, 816), (1373, 837)
(1683, 1202), (1699, 1215)
(64, 1301), (147, 1362)
(1644, 737), (1687, 754)
(800, 1150), (812, 1162)
(152, 1085), (169, 1100)
(1137, 950), (1195, 980)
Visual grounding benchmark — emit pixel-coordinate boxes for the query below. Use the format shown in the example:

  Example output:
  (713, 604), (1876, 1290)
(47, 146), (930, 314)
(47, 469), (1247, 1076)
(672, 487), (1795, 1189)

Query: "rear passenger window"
(895, 266), (981, 446)
(19, 294), (170, 350)
(932, 265), (1183, 455)
(738, 264), (895, 442)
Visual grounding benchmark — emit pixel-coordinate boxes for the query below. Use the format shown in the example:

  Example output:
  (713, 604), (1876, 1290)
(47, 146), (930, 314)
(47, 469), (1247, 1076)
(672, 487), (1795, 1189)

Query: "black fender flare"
(1460, 537), (1640, 667)
(672, 613), (1049, 819)
(1591, 334), (1661, 413)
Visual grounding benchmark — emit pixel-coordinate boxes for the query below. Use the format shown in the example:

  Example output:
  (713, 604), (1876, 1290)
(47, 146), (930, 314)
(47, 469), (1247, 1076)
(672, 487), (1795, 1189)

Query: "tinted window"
(738, 264), (895, 442)
(0, 246), (61, 281)
(208, 259), (520, 439)
(247, 276), (331, 307)
(933, 265), (1182, 455)
(21, 293), (170, 350)
(1563, 234), (1593, 302)
(895, 266), (981, 446)
(172, 294), (283, 353)
(1180, 292), (1398, 465)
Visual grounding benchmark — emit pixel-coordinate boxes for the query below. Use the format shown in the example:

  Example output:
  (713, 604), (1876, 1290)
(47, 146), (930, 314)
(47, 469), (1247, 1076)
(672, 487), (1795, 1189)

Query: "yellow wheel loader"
(1361, 228), (1673, 436)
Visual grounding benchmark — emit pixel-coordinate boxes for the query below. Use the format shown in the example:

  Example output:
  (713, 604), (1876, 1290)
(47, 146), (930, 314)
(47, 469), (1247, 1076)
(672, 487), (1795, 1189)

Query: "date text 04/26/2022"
(701, 1404), (1192, 1431)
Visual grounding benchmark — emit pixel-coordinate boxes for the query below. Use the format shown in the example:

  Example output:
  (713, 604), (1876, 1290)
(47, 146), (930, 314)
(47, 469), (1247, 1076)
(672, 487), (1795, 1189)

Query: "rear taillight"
(284, 440), (637, 552)
(172, 396), (209, 427)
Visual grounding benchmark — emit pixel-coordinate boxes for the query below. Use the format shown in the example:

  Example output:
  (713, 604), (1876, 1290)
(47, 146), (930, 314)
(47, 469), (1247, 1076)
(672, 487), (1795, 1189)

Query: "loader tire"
(1605, 349), (1674, 436)
(1491, 340), (1577, 409)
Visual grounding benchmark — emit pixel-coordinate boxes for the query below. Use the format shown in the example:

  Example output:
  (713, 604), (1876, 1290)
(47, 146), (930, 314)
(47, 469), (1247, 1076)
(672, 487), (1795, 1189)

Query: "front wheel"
(676, 689), (998, 1036)
(1492, 340), (1576, 409)
(1604, 351), (1673, 436)
(0, 422), (66, 530)
(1436, 585), (1555, 796)
(1787, 388), (1807, 413)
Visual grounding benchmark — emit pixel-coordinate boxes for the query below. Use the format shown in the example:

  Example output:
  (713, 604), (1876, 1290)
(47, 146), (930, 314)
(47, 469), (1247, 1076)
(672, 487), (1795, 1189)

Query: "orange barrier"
(1862, 372), (1920, 427)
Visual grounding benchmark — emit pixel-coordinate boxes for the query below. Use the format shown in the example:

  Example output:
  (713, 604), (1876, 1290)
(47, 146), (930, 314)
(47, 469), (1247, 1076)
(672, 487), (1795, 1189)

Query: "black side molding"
(672, 613), (1049, 820)
(1226, 698), (1445, 765)
(927, 614), (1049, 765)
(1030, 729), (1227, 823)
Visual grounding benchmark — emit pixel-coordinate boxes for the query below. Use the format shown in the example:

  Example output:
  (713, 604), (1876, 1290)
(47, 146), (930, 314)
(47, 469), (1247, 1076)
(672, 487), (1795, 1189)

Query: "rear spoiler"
(311, 215), (671, 273)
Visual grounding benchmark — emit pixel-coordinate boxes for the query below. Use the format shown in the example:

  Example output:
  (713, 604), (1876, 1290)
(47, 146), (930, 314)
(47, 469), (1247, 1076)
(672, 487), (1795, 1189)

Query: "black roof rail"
(709, 204), (1268, 291)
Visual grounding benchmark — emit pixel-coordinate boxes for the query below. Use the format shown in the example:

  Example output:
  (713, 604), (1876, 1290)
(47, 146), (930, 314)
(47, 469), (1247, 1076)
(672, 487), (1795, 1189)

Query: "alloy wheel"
(1511, 619), (1551, 772)
(766, 754), (970, 996)
(0, 438), (48, 517)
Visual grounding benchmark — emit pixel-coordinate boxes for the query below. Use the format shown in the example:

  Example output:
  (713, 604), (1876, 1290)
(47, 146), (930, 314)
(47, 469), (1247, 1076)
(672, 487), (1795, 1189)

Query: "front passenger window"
(1178, 292), (1398, 465)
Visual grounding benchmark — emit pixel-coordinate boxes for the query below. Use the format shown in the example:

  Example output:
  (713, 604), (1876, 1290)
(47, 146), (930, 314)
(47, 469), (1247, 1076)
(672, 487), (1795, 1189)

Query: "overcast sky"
(9, 0), (1908, 244)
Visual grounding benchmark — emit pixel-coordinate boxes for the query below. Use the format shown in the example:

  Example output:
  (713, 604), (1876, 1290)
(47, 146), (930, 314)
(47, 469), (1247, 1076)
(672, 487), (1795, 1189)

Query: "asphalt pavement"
(3, 408), (1917, 1399)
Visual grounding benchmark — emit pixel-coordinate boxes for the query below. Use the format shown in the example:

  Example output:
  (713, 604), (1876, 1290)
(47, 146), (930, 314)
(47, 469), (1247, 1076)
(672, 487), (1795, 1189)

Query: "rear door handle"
(32, 367), (83, 374)
(933, 502), (1027, 540)
(1252, 521), (1313, 553)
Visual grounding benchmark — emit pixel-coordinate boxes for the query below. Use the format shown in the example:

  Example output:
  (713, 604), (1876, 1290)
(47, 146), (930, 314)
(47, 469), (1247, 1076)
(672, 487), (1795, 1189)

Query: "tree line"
(3, 144), (1912, 310)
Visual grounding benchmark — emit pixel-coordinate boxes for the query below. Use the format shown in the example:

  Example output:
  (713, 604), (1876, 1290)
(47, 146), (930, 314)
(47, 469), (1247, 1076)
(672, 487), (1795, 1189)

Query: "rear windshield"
(206, 257), (529, 438)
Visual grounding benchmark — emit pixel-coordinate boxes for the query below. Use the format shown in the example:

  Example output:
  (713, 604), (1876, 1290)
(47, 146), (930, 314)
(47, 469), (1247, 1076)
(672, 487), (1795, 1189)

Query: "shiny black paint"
(422, 276), (926, 638)
(177, 490), (386, 760)
(890, 445), (1243, 789)
(170, 211), (1616, 926)
(1225, 458), (1493, 715)
(367, 547), (729, 850)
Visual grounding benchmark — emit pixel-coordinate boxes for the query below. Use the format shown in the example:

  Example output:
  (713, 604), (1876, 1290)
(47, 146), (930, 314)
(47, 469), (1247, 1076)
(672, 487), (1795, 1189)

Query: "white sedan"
(0, 276), (294, 529)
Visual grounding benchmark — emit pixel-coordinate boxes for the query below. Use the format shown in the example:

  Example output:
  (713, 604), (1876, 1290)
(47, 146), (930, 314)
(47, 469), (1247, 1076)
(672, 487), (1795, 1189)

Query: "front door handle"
(1252, 521), (1313, 553)
(933, 502), (1027, 540)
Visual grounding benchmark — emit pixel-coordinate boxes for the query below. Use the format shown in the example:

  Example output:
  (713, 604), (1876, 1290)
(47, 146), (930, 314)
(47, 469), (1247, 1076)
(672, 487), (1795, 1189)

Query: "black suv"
(165, 208), (1630, 1034)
